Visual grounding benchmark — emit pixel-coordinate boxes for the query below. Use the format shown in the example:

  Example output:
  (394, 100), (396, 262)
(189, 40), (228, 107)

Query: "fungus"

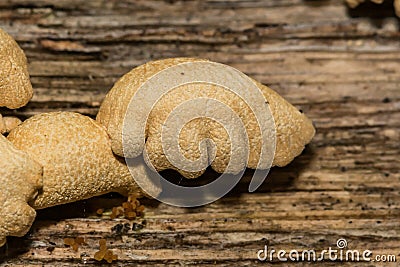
(0, 114), (22, 134)
(94, 239), (118, 263)
(7, 112), (161, 209)
(63, 236), (87, 251)
(96, 58), (315, 179)
(0, 28), (40, 247)
(0, 134), (42, 246)
(0, 28), (33, 109)
(107, 193), (145, 220)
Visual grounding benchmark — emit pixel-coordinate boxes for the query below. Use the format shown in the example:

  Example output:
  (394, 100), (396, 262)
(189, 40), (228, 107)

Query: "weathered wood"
(0, 0), (399, 266)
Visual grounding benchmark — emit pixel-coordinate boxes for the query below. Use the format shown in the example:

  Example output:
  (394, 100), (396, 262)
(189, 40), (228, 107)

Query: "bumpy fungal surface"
(0, 28), (33, 109)
(7, 112), (160, 209)
(0, 134), (42, 247)
(97, 58), (315, 179)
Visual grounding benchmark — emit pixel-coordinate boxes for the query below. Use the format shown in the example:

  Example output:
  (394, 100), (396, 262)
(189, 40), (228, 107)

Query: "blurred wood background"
(0, 0), (399, 266)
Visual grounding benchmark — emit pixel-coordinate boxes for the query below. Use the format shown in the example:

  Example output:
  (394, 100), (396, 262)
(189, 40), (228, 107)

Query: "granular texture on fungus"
(0, 27), (40, 247)
(97, 58), (315, 179)
(0, 28), (33, 109)
(0, 135), (42, 246)
(7, 112), (161, 209)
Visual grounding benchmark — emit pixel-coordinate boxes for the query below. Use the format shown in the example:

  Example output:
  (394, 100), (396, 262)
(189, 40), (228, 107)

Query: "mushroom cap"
(96, 58), (315, 179)
(0, 134), (42, 247)
(0, 28), (33, 109)
(7, 112), (160, 209)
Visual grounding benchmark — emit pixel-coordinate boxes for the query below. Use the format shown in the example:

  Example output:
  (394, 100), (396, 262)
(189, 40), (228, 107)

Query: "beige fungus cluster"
(1, 28), (316, 247)
(0, 28), (40, 247)
(0, 28), (161, 246)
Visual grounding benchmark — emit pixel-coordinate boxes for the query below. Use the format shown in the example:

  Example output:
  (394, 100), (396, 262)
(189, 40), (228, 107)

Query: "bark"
(0, 0), (399, 266)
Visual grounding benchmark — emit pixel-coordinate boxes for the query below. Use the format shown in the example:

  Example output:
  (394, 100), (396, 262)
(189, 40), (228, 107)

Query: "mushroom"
(0, 28), (33, 109)
(96, 58), (315, 179)
(7, 112), (161, 209)
(0, 27), (40, 247)
(0, 134), (42, 247)
(0, 114), (22, 134)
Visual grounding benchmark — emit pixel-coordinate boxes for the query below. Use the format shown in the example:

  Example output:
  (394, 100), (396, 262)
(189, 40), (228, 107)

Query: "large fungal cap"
(0, 28), (33, 109)
(97, 58), (315, 179)
(0, 134), (42, 247)
(7, 112), (161, 209)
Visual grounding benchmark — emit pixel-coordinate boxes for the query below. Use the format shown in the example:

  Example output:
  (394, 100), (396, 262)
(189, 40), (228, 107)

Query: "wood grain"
(0, 0), (399, 266)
